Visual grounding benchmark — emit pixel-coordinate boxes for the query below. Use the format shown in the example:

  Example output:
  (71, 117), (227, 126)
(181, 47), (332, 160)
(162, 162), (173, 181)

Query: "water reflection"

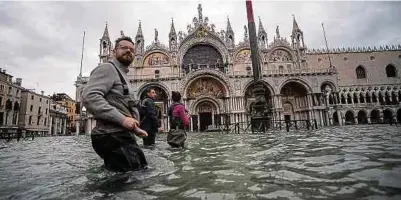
(1, 125), (401, 199)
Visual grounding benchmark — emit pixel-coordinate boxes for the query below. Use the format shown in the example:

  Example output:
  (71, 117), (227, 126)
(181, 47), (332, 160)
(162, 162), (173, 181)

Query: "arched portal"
(195, 100), (218, 132)
(333, 111), (339, 125)
(370, 109), (381, 124)
(383, 109), (393, 123)
(344, 110), (355, 125)
(185, 76), (227, 132)
(280, 81), (310, 121)
(186, 76), (227, 100)
(243, 81), (274, 113)
(357, 110), (368, 124)
(138, 85), (169, 131)
(182, 44), (224, 74)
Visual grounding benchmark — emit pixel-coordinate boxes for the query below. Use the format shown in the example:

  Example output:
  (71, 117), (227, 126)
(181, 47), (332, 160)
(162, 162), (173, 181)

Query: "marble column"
(63, 118), (66, 135)
(75, 116), (80, 136)
(337, 110), (342, 126)
(48, 116), (53, 136)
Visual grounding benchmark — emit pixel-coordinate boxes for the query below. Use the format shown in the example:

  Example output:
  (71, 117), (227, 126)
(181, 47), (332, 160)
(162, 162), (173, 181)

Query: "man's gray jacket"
(82, 58), (135, 135)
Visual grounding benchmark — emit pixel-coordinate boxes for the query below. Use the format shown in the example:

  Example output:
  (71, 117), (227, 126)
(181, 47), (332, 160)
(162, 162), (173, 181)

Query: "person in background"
(140, 88), (161, 148)
(167, 91), (189, 148)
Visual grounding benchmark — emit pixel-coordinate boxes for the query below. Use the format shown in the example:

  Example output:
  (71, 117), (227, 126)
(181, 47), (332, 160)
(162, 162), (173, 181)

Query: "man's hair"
(145, 87), (155, 94)
(115, 36), (135, 49)
(171, 91), (181, 102)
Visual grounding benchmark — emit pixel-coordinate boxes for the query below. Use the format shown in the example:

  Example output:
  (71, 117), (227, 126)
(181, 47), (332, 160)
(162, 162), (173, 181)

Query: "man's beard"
(117, 53), (133, 66)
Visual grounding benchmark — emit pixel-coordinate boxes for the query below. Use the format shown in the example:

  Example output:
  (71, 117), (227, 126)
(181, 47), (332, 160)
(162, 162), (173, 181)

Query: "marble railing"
(230, 68), (336, 76)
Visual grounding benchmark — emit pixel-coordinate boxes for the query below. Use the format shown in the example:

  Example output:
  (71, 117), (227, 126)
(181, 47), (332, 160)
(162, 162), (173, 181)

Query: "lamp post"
(246, 0), (271, 132)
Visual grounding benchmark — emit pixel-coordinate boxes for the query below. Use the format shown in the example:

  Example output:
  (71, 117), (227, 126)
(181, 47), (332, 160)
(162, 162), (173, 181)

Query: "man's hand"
(122, 117), (139, 130)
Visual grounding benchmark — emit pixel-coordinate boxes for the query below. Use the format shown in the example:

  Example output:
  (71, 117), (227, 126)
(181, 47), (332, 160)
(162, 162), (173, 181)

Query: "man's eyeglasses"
(117, 46), (135, 53)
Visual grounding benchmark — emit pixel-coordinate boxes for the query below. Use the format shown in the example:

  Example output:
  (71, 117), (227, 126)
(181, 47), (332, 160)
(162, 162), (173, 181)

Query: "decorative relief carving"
(143, 52), (170, 66)
(180, 69), (232, 96)
(187, 77), (225, 98)
(269, 49), (292, 62)
(235, 49), (251, 63)
(198, 102), (213, 112)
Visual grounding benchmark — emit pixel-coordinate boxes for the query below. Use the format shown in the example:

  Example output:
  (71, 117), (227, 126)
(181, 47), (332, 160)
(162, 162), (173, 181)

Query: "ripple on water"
(1, 125), (401, 199)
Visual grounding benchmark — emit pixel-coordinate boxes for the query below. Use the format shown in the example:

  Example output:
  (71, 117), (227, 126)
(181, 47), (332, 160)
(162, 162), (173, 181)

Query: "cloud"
(0, 1), (400, 100)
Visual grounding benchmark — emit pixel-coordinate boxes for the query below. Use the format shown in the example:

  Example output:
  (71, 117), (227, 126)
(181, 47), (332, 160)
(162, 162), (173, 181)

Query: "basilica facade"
(75, 4), (401, 133)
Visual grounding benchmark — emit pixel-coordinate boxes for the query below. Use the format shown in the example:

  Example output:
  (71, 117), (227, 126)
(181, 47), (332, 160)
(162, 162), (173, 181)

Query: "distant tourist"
(139, 87), (161, 148)
(82, 36), (148, 172)
(167, 91), (189, 148)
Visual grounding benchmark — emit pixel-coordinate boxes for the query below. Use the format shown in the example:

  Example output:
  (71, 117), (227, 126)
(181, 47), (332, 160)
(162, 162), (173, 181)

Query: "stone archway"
(280, 81), (310, 121)
(181, 44), (224, 74)
(321, 82), (336, 105)
(345, 110), (355, 125)
(333, 111), (339, 125)
(195, 100), (219, 132)
(185, 76), (228, 100)
(383, 109), (393, 123)
(243, 80), (274, 113)
(370, 109), (381, 124)
(185, 76), (227, 131)
(357, 110), (368, 124)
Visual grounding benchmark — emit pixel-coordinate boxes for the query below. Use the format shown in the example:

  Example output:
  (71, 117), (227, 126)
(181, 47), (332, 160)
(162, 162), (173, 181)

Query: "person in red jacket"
(167, 91), (189, 148)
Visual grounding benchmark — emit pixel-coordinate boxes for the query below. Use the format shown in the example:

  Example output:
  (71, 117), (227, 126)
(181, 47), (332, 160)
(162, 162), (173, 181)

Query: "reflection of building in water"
(76, 4), (401, 133)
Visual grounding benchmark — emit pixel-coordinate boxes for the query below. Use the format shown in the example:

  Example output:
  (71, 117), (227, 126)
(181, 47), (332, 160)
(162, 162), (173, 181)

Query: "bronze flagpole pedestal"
(246, 0), (272, 133)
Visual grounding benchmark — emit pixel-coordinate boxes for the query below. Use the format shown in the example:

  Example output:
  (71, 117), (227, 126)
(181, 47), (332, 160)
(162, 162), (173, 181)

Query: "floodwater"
(1, 125), (401, 200)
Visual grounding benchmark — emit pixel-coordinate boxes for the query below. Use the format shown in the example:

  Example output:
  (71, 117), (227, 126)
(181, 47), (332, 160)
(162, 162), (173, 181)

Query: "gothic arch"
(277, 78), (313, 94)
(233, 47), (263, 64)
(356, 65), (367, 79)
(344, 110), (356, 124)
(178, 37), (229, 66)
(357, 109), (368, 124)
(267, 46), (295, 62)
(137, 82), (170, 100)
(242, 79), (275, 96)
(142, 50), (171, 67)
(385, 64), (397, 77)
(321, 80), (337, 92)
(190, 96), (222, 114)
(181, 69), (232, 97)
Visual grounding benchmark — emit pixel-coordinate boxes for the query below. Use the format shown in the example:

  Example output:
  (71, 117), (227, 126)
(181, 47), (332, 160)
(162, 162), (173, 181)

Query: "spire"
(257, 16), (267, 49)
(169, 18), (176, 38)
(136, 20), (143, 38)
(135, 20), (145, 54)
(102, 22), (109, 39)
(225, 16), (235, 48)
(226, 16), (233, 33)
(292, 15), (301, 34)
(258, 16), (266, 35)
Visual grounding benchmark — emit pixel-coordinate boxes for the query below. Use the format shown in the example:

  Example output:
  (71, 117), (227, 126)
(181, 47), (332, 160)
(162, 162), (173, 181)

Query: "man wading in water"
(82, 36), (149, 172)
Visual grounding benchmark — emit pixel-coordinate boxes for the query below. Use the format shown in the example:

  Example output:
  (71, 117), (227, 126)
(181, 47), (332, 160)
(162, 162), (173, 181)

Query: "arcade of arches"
(332, 108), (401, 125)
(138, 80), (401, 132)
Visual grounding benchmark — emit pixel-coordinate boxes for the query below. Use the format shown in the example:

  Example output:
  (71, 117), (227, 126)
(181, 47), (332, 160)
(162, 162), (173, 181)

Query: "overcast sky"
(1, 0), (400, 100)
